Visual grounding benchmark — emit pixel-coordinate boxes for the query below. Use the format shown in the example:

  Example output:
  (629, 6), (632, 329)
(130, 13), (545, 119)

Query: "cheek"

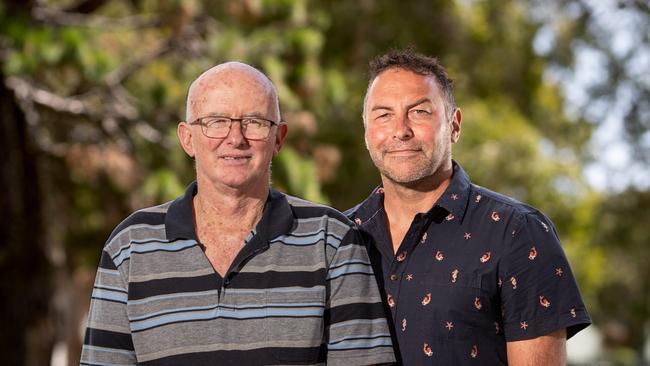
(365, 127), (390, 147)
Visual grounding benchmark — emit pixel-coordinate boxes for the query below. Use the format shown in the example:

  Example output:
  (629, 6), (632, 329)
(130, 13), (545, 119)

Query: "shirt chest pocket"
(264, 287), (326, 363)
(416, 272), (487, 340)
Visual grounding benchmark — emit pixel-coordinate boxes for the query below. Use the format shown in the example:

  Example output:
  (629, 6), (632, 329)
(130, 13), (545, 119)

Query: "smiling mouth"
(385, 149), (421, 155)
(221, 156), (251, 160)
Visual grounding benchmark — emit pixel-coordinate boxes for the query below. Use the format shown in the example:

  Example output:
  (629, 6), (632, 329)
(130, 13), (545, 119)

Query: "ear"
(177, 121), (195, 158)
(450, 108), (462, 143)
(273, 122), (288, 155)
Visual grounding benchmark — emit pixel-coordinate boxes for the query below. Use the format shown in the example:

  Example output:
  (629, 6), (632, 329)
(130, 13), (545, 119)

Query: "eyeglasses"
(189, 115), (280, 140)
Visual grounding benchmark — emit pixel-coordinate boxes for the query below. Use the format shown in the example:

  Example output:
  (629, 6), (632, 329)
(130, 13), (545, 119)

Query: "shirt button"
(224, 278), (230, 286)
(390, 274), (398, 281)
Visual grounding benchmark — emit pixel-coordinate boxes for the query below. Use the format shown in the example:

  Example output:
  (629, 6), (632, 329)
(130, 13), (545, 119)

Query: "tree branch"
(32, 6), (160, 29)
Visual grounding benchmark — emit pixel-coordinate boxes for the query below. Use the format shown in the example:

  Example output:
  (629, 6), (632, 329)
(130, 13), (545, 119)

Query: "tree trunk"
(0, 67), (55, 365)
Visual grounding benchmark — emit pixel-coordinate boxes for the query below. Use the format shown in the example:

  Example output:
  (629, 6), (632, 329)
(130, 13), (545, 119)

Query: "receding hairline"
(185, 61), (280, 121)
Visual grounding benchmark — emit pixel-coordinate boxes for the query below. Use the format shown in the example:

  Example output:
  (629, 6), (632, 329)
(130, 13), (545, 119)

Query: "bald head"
(185, 62), (280, 122)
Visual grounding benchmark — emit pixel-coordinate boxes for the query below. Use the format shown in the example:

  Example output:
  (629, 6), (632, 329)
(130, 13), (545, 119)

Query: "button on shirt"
(346, 162), (591, 365)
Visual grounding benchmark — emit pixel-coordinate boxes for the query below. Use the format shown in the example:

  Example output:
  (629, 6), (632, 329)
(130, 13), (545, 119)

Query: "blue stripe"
(92, 288), (128, 303)
(131, 305), (325, 332)
(329, 318), (389, 330)
(127, 289), (220, 305)
(328, 335), (393, 350)
(95, 285), (127, 293)
(82, 345), (136, 356)
(270, 230), (344, 247)
(329, 259), (371, 271)
(113, 239), (198, 266)
(270, 232), (325, 246)
(131, 302), (325, 321)
(329, 332), (392, 345)
(326, 263), (374, 280)
(97, 268), (120, 276)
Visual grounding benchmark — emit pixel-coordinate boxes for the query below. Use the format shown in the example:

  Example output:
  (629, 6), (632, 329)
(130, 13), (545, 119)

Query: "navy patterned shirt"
(345, 161), (591, 365)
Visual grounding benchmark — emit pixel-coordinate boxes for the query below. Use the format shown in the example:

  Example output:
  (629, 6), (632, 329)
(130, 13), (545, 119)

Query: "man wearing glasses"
(81, 62), (395, 365)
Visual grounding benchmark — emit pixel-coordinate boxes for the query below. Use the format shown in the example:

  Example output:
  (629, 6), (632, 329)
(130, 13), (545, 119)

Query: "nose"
(225, 120), (248, 146)
(393, 113), (414, 140)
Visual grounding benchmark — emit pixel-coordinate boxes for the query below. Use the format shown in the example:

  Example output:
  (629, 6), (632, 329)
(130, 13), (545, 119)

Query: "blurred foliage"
(1, 0), (649, 364)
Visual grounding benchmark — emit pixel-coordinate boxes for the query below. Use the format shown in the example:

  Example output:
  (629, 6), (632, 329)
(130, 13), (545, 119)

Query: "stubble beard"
(369, 142), (452, 188)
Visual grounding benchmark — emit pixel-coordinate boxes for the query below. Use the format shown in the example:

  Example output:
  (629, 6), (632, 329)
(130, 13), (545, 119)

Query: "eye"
(408, 109), (432, 120)
(374, 113), (392, 122)
(205, 117), (231, 126)
(242, 118), (265, 128)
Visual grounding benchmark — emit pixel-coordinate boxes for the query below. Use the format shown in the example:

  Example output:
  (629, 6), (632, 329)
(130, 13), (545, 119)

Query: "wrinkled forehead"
(186, 64), (279, 120)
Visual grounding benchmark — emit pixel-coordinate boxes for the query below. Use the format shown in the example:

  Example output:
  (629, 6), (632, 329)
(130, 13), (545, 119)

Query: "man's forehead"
(371, 69), (439, 92)
(186, 62), (278, 120)
(367, 70), (441, 105)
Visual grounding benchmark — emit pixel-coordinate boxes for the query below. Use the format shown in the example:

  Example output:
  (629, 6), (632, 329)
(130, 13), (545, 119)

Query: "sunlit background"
(2, 0), (649, 365)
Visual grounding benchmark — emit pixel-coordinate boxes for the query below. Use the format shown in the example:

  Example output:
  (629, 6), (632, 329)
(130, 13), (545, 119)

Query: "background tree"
(0, 0), (646, 365)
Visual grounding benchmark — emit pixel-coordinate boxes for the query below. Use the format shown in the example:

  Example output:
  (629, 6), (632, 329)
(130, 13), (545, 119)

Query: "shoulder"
(343, 202), (363, 220)
(104, 201), (172, 256)
(283, 193), (354, 226)
(471, 184), (549, 222)
(471, 184), (559, 246)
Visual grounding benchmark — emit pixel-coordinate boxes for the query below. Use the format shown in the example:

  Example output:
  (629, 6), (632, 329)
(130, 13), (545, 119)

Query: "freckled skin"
(178, 62), (287, 196)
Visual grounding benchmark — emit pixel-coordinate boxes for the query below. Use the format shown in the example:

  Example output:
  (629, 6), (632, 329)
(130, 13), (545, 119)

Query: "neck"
(193, 175), (269, 228)
(382, 164), (453, 221)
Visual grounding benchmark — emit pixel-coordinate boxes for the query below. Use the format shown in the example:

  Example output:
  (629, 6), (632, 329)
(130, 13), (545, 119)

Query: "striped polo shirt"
(81, 182), (395, 365)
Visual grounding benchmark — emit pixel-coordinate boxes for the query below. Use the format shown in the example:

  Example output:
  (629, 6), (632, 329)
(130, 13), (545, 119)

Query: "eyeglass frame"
(188, 115), (282, 140)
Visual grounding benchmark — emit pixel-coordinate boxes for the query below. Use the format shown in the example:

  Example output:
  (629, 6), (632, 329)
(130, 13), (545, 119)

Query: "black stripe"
(228, 269), (327, 289)
(139, 345), (326, 365)
(98, 250), (117, 270)
(113, 241), (200, 262)
(327, 301), (387, 324)
(94, 285), (127, 294)
(329, 260), (372, 271)
(128, 273), (219, 300)
(84, 327), (134, 351)
(328, 333), (392, 346)
(327, 271), (375, 282)
(292, 206), (353, 224)
(91, 296), (127, 305)
(108, 211), (166, 242)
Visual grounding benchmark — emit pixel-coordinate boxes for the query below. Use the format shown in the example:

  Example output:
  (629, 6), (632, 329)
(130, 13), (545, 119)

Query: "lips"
(384, 148), (422, 157)
(219, 154), (251, 160)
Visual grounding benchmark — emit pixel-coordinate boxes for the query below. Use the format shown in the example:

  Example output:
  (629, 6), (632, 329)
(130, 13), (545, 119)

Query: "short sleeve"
(498, 212), (591, 341)
(325, 228), (396, 365)
(80, 250), (137, 365)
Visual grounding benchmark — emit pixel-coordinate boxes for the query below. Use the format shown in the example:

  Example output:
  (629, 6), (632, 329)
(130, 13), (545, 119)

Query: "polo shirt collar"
(353, 160), (472, 225)
(165, 181), (294, 242)
(166, 181), (198, 241)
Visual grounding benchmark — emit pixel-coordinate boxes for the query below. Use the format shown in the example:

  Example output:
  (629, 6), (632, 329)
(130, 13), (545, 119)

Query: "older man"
(81, 62), (395, 365)
(346, 49), (591, 365)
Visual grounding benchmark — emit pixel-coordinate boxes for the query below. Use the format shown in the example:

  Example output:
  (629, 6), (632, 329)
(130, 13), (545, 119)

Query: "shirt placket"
(389, 213), (430, 320)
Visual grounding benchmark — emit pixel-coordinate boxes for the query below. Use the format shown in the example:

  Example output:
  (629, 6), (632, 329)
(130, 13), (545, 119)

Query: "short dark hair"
(365, 48), (456, 118)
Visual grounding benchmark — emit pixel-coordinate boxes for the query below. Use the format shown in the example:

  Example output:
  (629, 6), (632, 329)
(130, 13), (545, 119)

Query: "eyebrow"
(370, 97), (433, 113)
(203, 111), (267, 118)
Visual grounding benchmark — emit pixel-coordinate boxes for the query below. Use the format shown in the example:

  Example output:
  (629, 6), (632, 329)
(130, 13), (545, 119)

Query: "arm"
(80, 250), (137, 365)
(507, 328), (567, 366)
(324, 227), (395, 366)
(498, 212), (589, 365)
